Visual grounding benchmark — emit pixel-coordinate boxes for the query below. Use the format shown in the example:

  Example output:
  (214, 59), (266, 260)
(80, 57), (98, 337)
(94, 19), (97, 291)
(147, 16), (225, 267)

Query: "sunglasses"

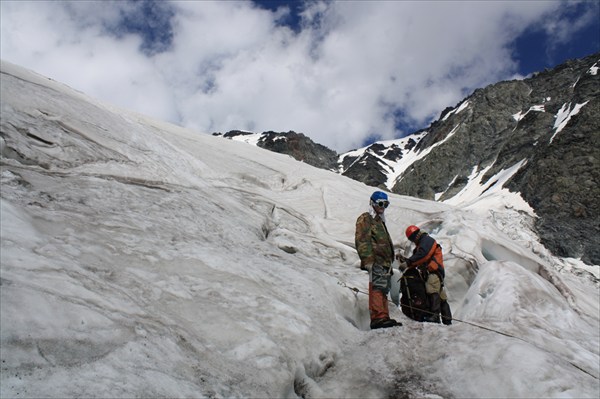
(373, 200), (389, 208)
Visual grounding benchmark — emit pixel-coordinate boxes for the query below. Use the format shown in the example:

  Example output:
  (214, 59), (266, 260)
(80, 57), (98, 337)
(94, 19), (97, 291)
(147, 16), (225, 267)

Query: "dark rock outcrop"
(392, 53), (599, 264)
(214, 130), (339, 171)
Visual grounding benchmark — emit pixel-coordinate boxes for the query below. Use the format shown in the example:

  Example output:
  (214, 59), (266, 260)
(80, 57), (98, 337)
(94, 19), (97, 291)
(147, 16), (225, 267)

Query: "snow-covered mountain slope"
(216, 54), (600, 266)
(339, 133), (427, 189)
(1, 60), (598, 398)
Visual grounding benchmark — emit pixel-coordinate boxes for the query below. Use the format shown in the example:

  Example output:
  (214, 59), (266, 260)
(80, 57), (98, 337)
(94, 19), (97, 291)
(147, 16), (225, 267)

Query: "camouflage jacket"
(355, 212), (394, 267)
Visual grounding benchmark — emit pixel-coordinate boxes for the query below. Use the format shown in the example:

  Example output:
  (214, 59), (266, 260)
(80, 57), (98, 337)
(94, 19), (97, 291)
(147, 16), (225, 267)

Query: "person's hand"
(398, 261), (408, 272)
(364, 262), (374, 272)
(396, 254), (407, 263)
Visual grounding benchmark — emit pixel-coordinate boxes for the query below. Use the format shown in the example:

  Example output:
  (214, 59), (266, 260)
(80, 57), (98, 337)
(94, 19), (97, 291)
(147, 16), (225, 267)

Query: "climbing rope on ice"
(337, 279), (599, 379)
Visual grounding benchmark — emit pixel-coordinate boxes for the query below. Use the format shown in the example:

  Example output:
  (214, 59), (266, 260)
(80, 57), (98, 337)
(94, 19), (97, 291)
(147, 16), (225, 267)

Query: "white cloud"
(541, 0), (600, 46)
(1, 0), (597, 152)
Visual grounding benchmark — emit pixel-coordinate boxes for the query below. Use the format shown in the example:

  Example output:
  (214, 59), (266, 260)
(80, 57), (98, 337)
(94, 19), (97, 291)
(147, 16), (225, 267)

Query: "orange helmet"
(405, 225), (420, 240)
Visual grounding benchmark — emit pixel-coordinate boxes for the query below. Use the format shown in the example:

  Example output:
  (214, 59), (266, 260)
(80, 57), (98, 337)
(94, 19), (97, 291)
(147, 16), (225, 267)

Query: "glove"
(396, 254), (407, 263)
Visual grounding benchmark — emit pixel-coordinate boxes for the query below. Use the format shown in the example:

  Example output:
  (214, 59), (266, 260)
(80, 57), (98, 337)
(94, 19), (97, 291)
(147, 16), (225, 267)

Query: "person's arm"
(407, 237), (435, 267)
(355, 213), (374, 269)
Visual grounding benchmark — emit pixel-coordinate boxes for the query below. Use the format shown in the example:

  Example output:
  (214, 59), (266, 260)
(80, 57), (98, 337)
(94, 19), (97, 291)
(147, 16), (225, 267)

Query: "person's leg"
(424, 273), (442, 323)
(369, 265), (399, 329)
(369, 282), (389, 322)
(438, 285), (451, 324)
(440, 299), (452, 325)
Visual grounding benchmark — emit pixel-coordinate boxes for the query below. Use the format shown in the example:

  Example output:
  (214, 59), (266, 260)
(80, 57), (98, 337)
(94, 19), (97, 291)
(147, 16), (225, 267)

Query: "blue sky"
(512, 1), (599, 75)
(1, 0), (598, 152)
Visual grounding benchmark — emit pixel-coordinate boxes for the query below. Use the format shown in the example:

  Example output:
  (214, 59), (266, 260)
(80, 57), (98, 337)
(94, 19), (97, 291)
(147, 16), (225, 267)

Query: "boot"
(370, 318), (402, 329)
(424, 293), (441, 323)
(441, 300), (452, 325)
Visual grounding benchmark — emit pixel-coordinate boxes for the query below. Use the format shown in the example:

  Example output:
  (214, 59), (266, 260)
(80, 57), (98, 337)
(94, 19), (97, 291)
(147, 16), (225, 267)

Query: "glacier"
(1, 60), (598, 398)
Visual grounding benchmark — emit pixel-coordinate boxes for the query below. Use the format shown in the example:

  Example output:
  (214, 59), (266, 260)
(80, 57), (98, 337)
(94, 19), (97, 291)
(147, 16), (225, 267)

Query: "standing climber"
(355, 191), (401, 329)
(399, 225), (452, 325)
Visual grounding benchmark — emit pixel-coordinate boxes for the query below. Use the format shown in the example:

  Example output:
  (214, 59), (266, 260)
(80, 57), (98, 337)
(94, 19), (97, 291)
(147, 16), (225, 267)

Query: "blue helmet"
(370, 191), (388, 202)
(370, 191), (389, 209)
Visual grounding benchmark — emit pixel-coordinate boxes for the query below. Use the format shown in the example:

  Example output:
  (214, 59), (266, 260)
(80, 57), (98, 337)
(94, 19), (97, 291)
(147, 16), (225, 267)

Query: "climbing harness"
(385, 263), (393, 277)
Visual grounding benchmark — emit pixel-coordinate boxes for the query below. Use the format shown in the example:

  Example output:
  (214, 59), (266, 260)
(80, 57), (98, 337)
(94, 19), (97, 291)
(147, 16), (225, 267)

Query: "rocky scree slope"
(393, 52), (599, 265)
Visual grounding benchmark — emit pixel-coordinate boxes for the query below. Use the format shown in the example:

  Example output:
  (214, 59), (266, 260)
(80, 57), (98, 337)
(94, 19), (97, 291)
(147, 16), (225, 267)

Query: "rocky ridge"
(394, 53), (599, 265)
(212, 130), (339, 171)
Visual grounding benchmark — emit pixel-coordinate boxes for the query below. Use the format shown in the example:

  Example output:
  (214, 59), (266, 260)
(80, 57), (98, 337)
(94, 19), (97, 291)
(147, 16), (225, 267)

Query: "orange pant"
(369, 282), (390, 321)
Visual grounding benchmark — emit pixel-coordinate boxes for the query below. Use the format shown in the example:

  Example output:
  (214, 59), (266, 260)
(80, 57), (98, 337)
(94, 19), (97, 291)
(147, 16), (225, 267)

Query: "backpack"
(399, 266), (429, 322)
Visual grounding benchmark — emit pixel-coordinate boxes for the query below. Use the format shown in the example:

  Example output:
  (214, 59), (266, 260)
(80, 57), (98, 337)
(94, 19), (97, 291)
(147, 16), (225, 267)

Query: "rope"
(337, 281), (368, 295)
(337, 279), (599, 380)
(339, 280), (539, 335)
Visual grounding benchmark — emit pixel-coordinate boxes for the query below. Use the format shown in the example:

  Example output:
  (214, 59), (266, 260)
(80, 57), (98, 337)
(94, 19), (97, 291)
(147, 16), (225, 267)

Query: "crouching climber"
(398, 225), (452, 325)
(355, 191), (402, 329)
